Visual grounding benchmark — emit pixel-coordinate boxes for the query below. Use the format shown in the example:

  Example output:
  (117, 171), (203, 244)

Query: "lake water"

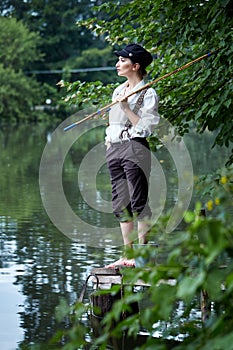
(0, 122), (231, 349)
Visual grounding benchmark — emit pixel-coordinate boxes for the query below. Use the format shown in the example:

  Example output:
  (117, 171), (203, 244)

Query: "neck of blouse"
(124, 78), (143, 95)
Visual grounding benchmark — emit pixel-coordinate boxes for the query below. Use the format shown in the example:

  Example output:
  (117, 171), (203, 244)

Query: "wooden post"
(91, 290), (122, 318)
(89, 267), (122, 318)
(89, 267), (139, 318)
(201, 289), (211, 322)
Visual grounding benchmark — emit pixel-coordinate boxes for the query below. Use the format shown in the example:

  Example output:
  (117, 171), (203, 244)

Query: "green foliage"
(57, 79), (119, 108)
(0, 0), (124, 121)
(0, 16), (42, 70)
(195, 165), (233, 218)
(51, 299), (90, 349)
(1, 0), (98, 62)
(63, 46), (118, 83)
(0, 0), (116, 78)
(0, 17), (48, 122)
(64, 0), (233, 163)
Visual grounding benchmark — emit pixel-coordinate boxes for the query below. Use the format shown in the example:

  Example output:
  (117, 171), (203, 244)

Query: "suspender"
(119, 88), (148, 140)
(132, 88), (148, 115)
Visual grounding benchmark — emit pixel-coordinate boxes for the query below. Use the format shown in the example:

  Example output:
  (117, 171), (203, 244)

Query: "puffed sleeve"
(134, 88), (160, 136)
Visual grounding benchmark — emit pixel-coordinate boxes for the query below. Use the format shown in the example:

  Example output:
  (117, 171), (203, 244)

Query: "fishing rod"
(64, 50), (218, 132)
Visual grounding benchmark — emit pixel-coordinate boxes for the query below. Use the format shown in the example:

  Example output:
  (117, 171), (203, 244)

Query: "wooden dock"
(90, 267), (151, 289)
(86, 267), (210, 322)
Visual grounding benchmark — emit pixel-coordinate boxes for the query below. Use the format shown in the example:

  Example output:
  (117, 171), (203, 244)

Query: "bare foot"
(105, 258), (135, 268)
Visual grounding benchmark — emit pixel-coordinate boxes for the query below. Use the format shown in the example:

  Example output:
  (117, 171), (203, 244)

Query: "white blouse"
(105, 79), (160, 144)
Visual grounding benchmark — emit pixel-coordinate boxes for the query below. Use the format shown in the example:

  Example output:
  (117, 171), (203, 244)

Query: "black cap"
(114, 44), (153, 73)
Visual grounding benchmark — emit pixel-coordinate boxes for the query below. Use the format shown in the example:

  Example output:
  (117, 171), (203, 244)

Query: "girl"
(105, 44), (159, 267)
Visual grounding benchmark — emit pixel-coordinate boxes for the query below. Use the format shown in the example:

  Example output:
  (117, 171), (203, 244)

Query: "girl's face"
(115, 56), (138, 77)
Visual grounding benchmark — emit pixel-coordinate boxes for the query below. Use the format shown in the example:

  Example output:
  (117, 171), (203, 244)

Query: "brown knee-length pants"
(106, 138), (151, 222)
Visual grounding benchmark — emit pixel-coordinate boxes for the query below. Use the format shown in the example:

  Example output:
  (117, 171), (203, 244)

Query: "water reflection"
(0, 124), (231, 349)
(1, 221), (119, 349)
(0, 233), (25, 349)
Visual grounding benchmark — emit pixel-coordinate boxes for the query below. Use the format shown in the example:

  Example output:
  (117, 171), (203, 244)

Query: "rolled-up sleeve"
(134, 88), (160, 136)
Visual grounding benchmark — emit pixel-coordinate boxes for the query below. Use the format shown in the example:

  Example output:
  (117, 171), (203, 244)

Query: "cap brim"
(114, 50), (128, 58)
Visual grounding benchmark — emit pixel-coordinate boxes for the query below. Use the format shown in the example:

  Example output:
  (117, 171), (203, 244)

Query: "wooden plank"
(91, 267), (121, 275)
(93, 275), (122, 285)
(90, 267), (176, 288)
